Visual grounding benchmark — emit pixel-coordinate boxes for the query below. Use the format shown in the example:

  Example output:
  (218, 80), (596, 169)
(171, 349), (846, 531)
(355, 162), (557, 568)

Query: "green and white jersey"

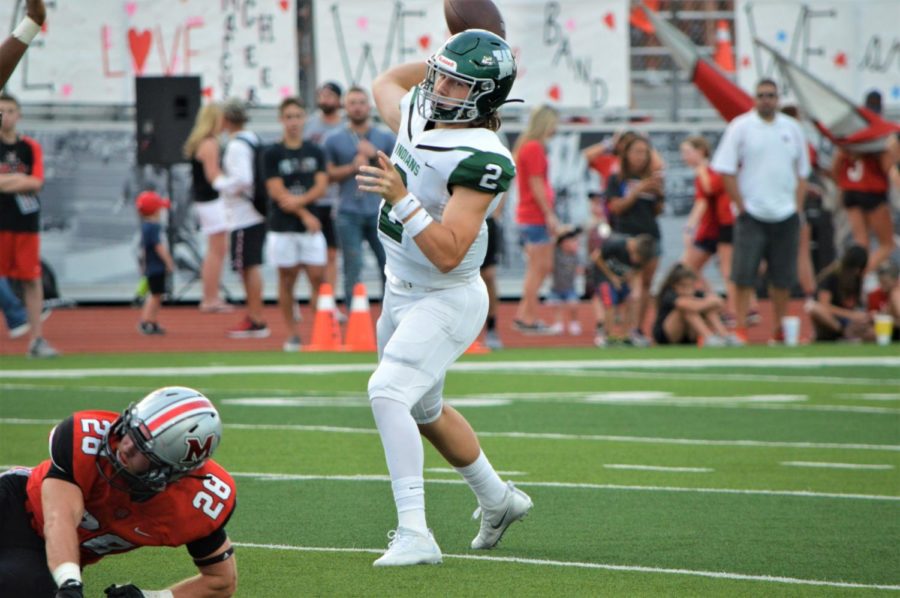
(378, 88), (515, 288)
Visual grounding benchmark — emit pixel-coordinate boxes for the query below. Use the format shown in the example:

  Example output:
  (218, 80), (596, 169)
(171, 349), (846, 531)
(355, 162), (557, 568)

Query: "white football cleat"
(470, 482), (533, 550)
(373, 527), (442, 567)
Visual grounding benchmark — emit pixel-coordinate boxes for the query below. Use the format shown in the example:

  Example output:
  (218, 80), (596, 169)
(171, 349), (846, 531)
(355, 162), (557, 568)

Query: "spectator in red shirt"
(0, 93), (57, 357)
(513, 105), (559, 333)
(831, 146), (896, 274)
(679, 135), (736, 315)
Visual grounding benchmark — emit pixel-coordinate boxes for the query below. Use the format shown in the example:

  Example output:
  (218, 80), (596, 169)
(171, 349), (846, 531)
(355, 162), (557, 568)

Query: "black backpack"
(235, 133), (269, 217)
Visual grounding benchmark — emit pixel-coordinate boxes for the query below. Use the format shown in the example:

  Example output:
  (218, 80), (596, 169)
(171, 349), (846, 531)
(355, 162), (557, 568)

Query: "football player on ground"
(0, 387), (237, 597)
(356, 29), (532, 566)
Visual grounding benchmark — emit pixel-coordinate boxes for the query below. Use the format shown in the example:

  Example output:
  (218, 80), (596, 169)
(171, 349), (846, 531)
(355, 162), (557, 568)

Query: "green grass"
(1, 345), (898, 596)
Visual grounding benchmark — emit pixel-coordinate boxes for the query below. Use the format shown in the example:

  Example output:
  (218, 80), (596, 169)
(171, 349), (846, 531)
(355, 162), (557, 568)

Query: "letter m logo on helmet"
(183, 434), (216, 464)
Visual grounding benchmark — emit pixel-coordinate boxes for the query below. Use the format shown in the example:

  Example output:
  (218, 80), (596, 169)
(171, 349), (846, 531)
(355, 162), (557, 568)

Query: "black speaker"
(135, 76), (201, 165)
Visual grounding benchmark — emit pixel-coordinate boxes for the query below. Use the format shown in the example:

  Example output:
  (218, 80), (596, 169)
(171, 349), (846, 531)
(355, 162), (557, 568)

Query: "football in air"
(444, 0), (507, 39)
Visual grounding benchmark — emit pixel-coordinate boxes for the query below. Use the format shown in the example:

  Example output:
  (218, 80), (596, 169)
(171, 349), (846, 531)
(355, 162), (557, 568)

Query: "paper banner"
(736, 0), (900, 107)
(312, 0), (630, 109)
(0, 0), (298, 105)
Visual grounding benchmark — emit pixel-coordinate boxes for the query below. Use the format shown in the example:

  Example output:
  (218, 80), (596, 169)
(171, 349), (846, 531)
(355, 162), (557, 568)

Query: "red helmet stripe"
(146, 398), (214, 432)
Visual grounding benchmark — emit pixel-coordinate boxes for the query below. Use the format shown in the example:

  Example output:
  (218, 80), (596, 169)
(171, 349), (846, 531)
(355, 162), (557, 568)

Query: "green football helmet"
(417, 29), (517, 123)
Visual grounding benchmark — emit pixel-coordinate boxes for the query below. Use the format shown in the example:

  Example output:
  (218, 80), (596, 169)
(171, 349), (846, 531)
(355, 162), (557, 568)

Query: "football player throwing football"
(356, 29), (533, 567)
(0, 387), (237, 597)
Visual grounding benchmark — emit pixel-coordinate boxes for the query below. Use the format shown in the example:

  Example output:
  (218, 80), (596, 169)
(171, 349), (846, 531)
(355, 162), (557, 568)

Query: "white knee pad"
(368, 358), (443, 424)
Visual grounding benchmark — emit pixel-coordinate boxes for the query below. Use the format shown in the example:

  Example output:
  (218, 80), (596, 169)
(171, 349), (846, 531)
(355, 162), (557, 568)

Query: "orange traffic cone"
(306, 283), (342, 351)
(342, 283), (377, 352)
(713, 20), (735, 73)
(464, 338), (490, 354)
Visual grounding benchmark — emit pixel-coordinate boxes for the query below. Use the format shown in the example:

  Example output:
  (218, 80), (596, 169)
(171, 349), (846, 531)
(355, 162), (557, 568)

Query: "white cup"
(781, 316), (800, 347)
(874, 314), (894, 346)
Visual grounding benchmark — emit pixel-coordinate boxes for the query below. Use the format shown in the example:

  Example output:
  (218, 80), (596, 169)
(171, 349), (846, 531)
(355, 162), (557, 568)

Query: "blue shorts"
(547, 289), (579, 304)
(596, 280), (631, 307)
(519, 224), (551, 245)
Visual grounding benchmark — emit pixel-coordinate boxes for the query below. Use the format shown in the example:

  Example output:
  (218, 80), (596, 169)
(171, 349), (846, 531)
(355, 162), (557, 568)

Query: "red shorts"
(0, 231), (41, 280)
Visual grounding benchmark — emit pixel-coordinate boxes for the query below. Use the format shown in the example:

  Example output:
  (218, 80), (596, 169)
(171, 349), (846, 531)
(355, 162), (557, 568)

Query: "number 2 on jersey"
(479, 164), (502, 190)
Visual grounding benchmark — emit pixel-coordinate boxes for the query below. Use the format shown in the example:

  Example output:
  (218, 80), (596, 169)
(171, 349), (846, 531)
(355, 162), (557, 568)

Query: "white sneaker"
(27, 337), (60, 358)
(282, 336), (301, 352)
(484, 330), (504, 350)
(547, 322), (564, 335)
(470, 482), (533, 550)
(373, 527), (442, 567)
(567, 321), (583, 336)
(8, 321), (29, 339)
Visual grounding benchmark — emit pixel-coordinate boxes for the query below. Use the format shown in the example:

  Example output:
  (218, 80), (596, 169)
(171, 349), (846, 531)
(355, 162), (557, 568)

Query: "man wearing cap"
(304, 82), (345, 300)
(0, 92), (58, 357)
(135, 191), (175, 335)
(324, 86), (396, 304)
(214, 99), (270, 338)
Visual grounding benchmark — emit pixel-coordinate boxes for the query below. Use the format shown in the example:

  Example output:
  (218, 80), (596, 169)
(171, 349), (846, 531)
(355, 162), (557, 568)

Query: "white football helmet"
(99, 386), (222, 500)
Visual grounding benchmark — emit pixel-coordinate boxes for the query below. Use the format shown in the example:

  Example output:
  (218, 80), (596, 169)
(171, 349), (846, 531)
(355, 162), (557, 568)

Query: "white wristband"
(142, 590), (175, 598)
(403, 208), (433, 237)
(12, 16), (40, 45)
(390, 193), (421, 222)
(52, 562), (82, 588)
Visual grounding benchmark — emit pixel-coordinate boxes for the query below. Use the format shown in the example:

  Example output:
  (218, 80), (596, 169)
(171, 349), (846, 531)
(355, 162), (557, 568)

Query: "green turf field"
(2, 345), (898, 596)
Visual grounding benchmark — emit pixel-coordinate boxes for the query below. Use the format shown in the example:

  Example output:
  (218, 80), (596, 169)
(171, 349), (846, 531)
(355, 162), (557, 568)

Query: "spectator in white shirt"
(213, 99), (270, 339)
(711, 79), (811, 343)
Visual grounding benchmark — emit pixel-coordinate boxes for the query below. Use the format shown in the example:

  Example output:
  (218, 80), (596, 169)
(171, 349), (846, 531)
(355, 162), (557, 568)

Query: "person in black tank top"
(183, 103), (232, 313)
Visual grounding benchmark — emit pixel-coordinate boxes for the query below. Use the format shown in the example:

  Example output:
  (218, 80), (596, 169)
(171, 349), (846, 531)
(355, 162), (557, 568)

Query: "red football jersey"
(25, 411), (236, 566)
(835, 153), (888, 193)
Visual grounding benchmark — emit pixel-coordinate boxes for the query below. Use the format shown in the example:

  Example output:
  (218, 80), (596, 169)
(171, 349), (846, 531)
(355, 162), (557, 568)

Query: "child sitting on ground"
(136, 191), (176, 335)
(867, 260), (900, 341)
(547, 226), (583, 335)
(807, 245), (873, 342)
(651, 263), (738, 347)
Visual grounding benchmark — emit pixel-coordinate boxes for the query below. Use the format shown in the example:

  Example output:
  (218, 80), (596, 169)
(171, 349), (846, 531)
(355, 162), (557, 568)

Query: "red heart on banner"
(127, 28), (152, 75)
(418, 34), (431, 50)
(548, 85), (561, 101)
(202, 86), (214, 98)
(279, 0), (289, 11)
(603, 12), (615, 29)
(833, 51), (847, 68)
(740, 55), (751, 68)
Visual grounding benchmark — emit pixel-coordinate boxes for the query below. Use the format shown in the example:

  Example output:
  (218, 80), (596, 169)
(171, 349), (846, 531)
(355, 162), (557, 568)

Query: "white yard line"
(229, 471), (900, 502)
(781, 461), (894, 470)
(0, 356), (896, 379)
(231, 541), (900, 591)
(546, 369), (900, 387)
(426, 467), (526, 476)
(2, 418), (898, 452)
(604, 464), (713, 473)
(838, 393), (900, 402)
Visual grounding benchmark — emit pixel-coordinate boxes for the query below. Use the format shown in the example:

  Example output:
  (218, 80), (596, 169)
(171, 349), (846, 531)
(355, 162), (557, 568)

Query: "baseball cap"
(320, 81), (343, 97)
(136, 191), (171, 216)
(556, 225), (583, 245)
